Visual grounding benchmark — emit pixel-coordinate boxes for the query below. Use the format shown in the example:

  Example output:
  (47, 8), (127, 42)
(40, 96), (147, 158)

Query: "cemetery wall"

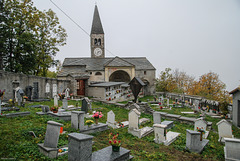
(0, 70), (71, 100)
(232, 91), (240, 127)
(88, 87), (105, 99)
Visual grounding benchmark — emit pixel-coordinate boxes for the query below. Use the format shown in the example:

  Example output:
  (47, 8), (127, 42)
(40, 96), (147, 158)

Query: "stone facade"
(229, 87), (240, 127)
(57, 5), (156, 98)
(0, 70), (70, 100)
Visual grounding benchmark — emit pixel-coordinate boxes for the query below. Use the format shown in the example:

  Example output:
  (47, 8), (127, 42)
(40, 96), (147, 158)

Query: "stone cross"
(128, 109), (140, 130)
(54, 95), (58, 106)
(153, 124), (167, 144)
(216, 119), (233, 142)
(71, 111), (85, 130)
(52, 84), (57, 97)
(68, 133), (93, 161)
(43, 121), (63, 148)
(153, 112), (161, 124)
(107, 110), (115, 124)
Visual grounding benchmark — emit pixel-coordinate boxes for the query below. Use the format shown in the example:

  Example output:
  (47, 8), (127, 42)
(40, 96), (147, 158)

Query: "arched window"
(95, 72), (102, 75)
(94, 38), (98, 45)
(98, 39), (101, 46)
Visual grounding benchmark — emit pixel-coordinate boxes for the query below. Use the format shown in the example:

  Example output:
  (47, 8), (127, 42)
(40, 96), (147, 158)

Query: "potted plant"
(85, 120), (94, 127)
(109, 133), (121, 152)
(50, 105), (59, 113)
(92, 111), (103, 125)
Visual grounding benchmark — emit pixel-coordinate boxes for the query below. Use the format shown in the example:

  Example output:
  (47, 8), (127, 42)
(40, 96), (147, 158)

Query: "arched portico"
(109, 70), (131, 82)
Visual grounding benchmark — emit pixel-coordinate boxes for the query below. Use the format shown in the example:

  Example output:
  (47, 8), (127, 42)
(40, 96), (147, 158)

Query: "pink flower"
(114, 140), (117, 144)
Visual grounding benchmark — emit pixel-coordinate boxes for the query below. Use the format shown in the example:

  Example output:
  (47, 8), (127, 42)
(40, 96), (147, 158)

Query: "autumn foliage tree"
(156, 68), (231, 103)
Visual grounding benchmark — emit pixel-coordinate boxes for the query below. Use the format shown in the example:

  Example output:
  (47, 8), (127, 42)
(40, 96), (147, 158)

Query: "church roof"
(62, 57), (155, 71)
(104, 56), (134, 67)
(91, 5), (104, 34)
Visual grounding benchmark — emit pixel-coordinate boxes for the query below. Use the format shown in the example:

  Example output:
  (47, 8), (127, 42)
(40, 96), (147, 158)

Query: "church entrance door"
(77, 79), (85, 95)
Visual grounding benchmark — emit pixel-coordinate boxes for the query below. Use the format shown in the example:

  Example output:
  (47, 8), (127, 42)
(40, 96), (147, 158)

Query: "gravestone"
(153, 124), (180, 146)
(41, 106), (50, 113)
(46, 83), (50, 93)
(65, 88), (70, 98)
(106, 110), (116, 128)
(52, 84), (57, 97)
(194, 118), (209, 138)
(128, 109), (153, 138)
(82, 97), (91, 113)
(153, 112), (161, 124)
(38, 121), (63, 158)
(129, 77), (145, 103)
(25, 86), (32, 101)
(71, 111), (85, 130)
(33, 82), (39, 99)
(186, 129), (209, 153)
(68, 133), (93, 161)
(62, 99), (68, 109)
(54, 95), (58, 106)
(68, 133), (133, 161)
(129, 109), (140, 130)
(16, 88), (24, 106)
(224, 138), (240, 160)
(216, 119), (233, 142)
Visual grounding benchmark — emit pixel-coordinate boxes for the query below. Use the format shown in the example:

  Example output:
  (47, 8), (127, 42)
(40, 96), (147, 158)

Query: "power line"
(49, 0), (116, 57)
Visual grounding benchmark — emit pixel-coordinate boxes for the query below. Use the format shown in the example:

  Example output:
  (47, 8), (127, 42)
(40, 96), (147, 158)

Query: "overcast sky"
(32, 0), (240, 91)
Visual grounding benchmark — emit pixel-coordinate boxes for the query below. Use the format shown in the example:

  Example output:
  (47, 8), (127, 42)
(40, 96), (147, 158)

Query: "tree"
(156, 68), (177, 92)
(197, 72), (226, 100)
(1, 0), (67, 76)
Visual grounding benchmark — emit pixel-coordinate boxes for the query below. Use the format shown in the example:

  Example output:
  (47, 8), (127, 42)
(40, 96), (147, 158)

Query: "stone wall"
(232, 91), (240, 127)
(0, 70), (71, 100)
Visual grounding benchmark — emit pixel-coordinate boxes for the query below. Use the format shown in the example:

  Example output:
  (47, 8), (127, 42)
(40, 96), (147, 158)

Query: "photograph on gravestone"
(129, 77), (145, 103)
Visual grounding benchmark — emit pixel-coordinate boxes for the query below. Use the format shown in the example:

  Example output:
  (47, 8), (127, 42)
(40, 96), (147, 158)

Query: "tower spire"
(91, 5), (104, 34)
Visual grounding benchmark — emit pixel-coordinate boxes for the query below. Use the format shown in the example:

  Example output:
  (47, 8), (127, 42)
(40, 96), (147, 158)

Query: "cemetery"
(0, 93), (240, 160)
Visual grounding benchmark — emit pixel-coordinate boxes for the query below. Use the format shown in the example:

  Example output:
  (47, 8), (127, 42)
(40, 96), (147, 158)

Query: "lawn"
(0, 97), (239, 160)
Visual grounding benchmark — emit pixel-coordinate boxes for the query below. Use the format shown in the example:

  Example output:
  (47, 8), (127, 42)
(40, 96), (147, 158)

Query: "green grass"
(0, 97), (239, 160)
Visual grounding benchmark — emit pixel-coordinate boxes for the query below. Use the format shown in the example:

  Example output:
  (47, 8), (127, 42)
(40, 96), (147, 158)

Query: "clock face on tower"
(94, 48), (102, 57)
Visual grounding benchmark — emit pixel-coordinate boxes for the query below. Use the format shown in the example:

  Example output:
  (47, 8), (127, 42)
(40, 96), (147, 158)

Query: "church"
(57, 5), (156, 100)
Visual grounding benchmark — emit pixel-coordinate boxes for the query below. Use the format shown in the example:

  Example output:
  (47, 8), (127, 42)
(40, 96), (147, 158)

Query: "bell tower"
(90, 5), (105, 58)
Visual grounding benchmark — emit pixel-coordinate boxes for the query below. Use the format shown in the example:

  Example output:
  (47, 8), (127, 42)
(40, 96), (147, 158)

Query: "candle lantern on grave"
(129, 77), (145, 103)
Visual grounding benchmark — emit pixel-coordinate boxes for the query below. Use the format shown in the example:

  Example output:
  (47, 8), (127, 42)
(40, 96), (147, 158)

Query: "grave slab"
(91, 146), (133, 161)
(79, 123), (109, 134)
(1, 111), (30, 117)
(217, 119), (234, 142)
(161, 121), (174, 129)
(165, 114), (181, 121)
(48, 112), (71, 121)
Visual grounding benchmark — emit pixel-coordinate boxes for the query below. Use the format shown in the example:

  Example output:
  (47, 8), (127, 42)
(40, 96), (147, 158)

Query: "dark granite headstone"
(25, 86), (32, 101)
(33, 82), (39, 99)
(82, 97), (91, 113)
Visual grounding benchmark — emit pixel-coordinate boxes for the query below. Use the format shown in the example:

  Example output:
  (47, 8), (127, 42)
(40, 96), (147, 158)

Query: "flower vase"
(112, 145), (120, 152)
(95, 118), (99, 125)
(53, 110), (58, 113)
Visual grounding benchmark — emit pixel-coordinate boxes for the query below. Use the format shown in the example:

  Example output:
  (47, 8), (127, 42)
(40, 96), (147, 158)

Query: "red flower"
(109, 141), (112, 144)
(198, 107), (200, 109)
(114, 140), (117, 144)
(118, 141), (121, 143)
